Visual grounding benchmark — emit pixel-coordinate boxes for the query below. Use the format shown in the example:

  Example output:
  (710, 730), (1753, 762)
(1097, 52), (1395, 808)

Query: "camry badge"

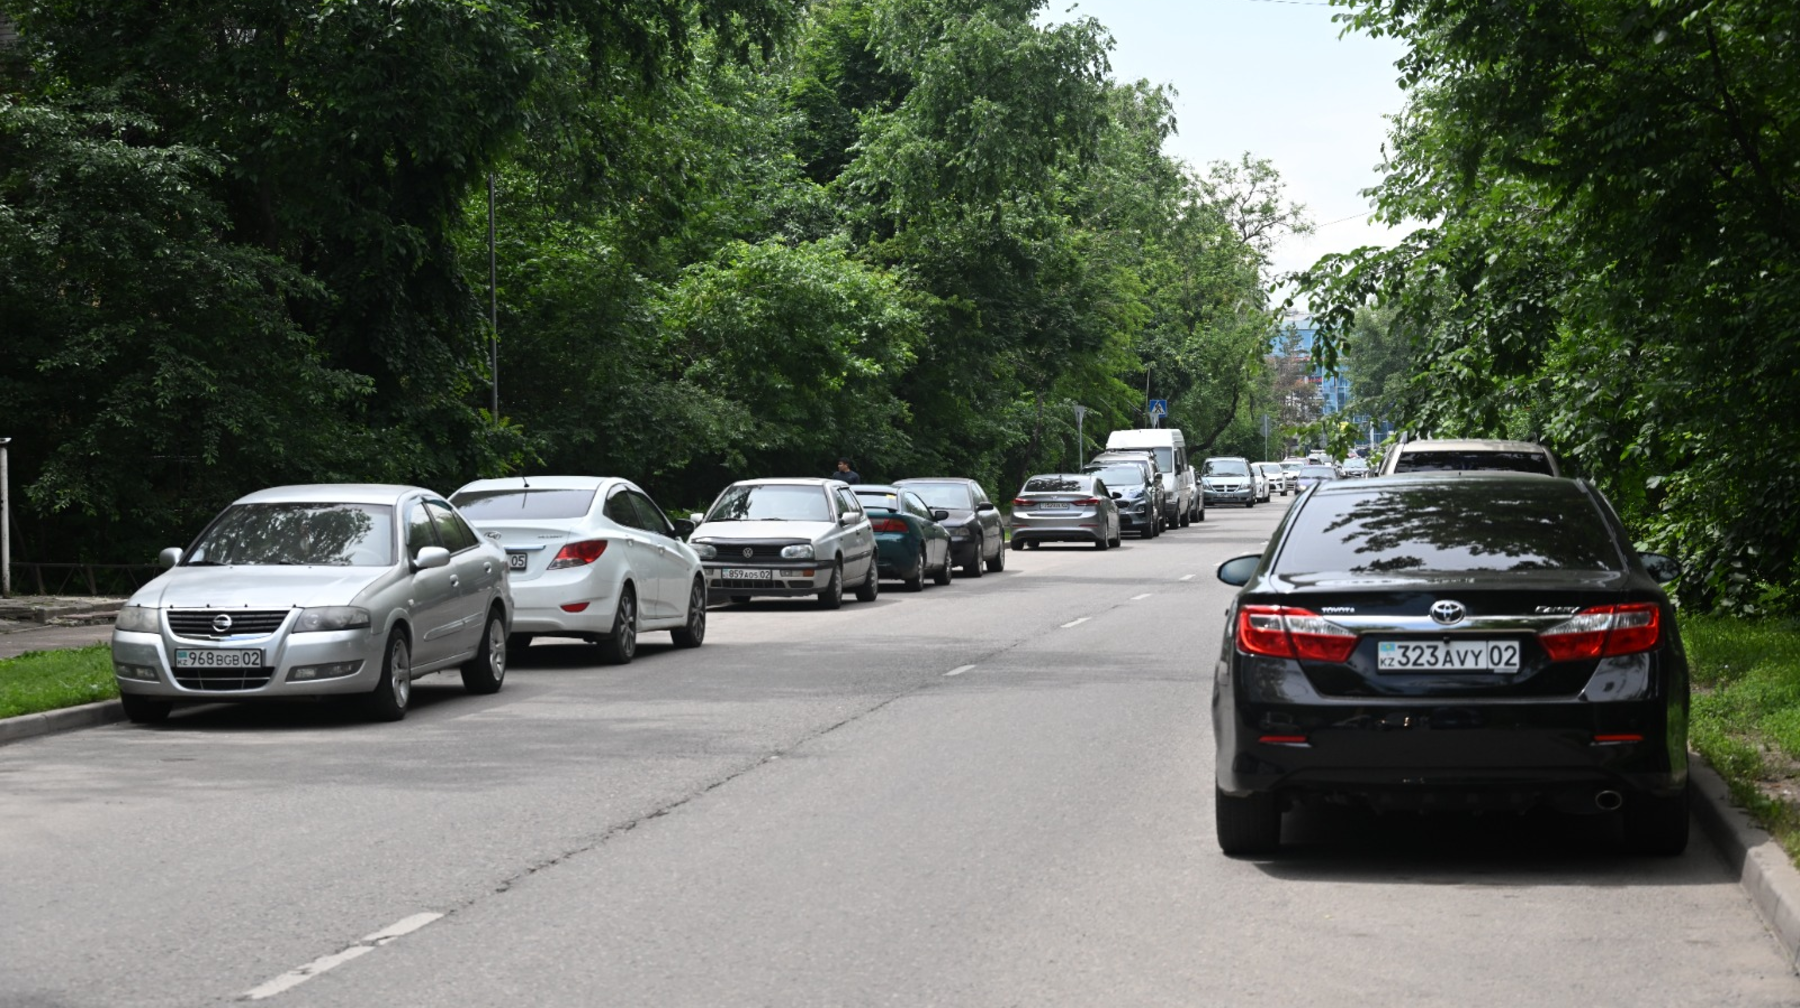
(1429, 600), (1466, 625)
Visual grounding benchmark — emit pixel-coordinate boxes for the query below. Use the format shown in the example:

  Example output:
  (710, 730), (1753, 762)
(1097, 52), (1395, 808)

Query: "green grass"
(0, 645), (118, 719)
(1683, 613), (1800, 861)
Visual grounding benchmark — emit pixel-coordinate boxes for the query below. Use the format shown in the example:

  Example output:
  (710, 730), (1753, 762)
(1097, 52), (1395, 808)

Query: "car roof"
(234, 484), (436, 506)
(452, 475), (620, 494)
(727, 477), (841, 487)
(849, 483), (904, 493)
(1395, 438), (1551, 453)
(895, 477), (975, 485)
(1322, 471), (1566, 492)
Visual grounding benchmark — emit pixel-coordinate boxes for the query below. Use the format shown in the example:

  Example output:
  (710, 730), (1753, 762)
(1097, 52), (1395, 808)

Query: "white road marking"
(1179, 574), (1196, 582)
(944, 664), (976, 677)
(243, 912), (444, 1000)
(1060, 618), (1089, 628)
(1131, 593), (1153, 600)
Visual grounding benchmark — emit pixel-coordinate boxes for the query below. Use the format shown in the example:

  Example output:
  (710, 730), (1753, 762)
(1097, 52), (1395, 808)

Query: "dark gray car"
(1083, 460), (1161, 539)
(893, 477), (1007, 575)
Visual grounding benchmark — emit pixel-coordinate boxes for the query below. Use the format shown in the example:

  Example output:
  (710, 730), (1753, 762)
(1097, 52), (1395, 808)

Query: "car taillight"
(1236, 605), (1358, 662)
(548, 539), (608, 569)
(1072, 497), (1102, 505)
(1013, 498), (1032, 506)
(870, 517), (908, 533)
(1538, 603), (1661, 661)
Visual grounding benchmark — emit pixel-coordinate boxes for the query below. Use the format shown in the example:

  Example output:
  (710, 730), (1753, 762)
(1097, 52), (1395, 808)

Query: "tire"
(597, 588), (637, 665)
(1139, 524), (1155, 540)
(1624, 782), (1691, 856)
(985, 538), (1006, 572)
(817, 562), (844, 610)
(460, 609), (508, 694)
(1196, 505), (1206, 522)
(962, 536), (985, 578)
(933, 550), (954, 584)
(506, 633), (532, 652)
(1216, 786), (1281, 856)
(1009, 537), (1025, 552)
(1094, 533), (1109, 550)
(119, 693), (172, 725)
(905, 547), (926, 592)
(854, 559), (881, 602)
(1109, 529), (1123, 548)
(671, 577), (707, 648)
(363, 630), (411, 722)
(1179, 503), (1192, 527)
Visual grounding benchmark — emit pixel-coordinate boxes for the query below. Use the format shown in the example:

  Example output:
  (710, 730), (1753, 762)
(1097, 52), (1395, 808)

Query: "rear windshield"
(1299, 466), (1337, 478)
(451, 488), (597, 520)
(1393, 450), (1554, 475)
(1023, 476), (1085, 493)
(1276, 481), (1621, 575)
(902, 483), (974, 509)
(855, 491), (901, 512)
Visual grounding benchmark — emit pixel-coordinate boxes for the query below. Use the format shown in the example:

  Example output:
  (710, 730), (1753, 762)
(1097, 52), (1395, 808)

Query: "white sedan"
(450, 476), (706, 664)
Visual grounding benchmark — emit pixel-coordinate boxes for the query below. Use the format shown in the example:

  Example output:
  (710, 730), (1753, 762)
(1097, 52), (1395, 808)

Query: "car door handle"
(450, 575), (460, 587)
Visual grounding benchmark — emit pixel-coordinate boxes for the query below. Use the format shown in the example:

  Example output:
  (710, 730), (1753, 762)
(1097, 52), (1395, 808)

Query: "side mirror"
(975, 502), (997, 512)
(1111, 492), (1123, 500)
(840, 512), (861, 526)
(158, 547), (183, 568)
(413, 545), (451, 571)
(672, 518), (696, 540)
(931, 509), (950, 521)
(689, 512), (706, 524)
(1216, 553), (1262, 587)
(1640, 551), (1682, 585)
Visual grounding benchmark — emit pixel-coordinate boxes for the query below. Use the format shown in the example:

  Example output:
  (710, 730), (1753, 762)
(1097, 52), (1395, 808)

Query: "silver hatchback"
(110, 484), (512, 724)
(1008, 473), (1122, 550)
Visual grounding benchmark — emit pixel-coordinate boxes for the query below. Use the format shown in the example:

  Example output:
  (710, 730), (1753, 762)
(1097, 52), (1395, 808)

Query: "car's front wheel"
(854, 559), (880, 602)
(597, 589), (637, 665)
(460, 608), (508, 694)
(119, 693), (172, 725)
(671, 578), (707, 648)
(817, 562), (844, 610)
(363, 630), (411, 722)
(905, 547), (926, 592)
(962, 536), (985, 578)
(1215, 786), (1281, 856)
(985, 537), (1006, 572)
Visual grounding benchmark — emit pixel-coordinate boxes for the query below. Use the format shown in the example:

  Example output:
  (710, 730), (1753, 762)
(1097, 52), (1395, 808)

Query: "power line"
(1317, 210), (1375, 228)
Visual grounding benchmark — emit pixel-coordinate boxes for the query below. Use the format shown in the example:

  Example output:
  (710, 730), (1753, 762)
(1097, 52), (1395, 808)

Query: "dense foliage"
(0, 0), (1298, 569)
(1300, 0), (1800, 613)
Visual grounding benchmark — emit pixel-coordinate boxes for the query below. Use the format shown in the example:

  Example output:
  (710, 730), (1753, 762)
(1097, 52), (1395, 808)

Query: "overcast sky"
(1045, 0), (1412, 294)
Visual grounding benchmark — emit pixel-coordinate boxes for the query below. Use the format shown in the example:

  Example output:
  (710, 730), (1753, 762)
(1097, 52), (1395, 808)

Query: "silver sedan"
(110, 484), (512, 724)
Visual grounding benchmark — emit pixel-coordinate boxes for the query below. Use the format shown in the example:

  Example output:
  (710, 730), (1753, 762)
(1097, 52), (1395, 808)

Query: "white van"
(1103, 429), (1202, 526)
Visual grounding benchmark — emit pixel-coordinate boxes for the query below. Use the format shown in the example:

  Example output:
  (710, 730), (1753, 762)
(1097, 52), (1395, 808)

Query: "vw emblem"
(211, 614), (234, 633)
(742, 547), (755, 559)
(1429, 600), (1466, 626)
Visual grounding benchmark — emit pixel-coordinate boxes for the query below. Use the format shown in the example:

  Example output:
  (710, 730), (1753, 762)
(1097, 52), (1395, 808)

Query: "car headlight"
(780, 544), (815, 560)
(293, 607), (371, 633)
(115, 605), (160, 633)
(693, 542), (718, 560)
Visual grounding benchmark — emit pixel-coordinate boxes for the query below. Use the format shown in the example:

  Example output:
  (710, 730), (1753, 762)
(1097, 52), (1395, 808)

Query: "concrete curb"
(0, 699), (126, 746)
(1691, 756), (1800, 973)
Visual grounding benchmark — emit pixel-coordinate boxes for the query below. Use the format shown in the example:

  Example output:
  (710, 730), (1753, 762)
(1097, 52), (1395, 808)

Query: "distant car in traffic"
(1084, 458), (1162, 538)
(851, 484), (954, 591)
(450, 476), (706, 664)
(1009, 473), (1122, 550)
(111, 484), (512, 723)
(1211, 473), (1689, 856)
(893, 477), (1008, 576)
(689, 479), (879, 609)
(1294, 464), (1339, 493)
(1255, 462), (1293, 497)
(1377, 438), (1562, 476)
(1341, 457), (1370, 478)
(1201, 457), (1257, 508)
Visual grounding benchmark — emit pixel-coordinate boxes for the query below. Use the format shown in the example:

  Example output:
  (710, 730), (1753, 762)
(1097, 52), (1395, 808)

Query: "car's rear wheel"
(817, 562), (844, 610)
(671, 577), (707, 648)
(962, 536), (985, 577)
(1215, 786), (1281, 856)
(363, 630), (411, 722)
(854, 559), (880, 602)
(460, 609), (507, 694)
(120, 693), (172, 725)
(1624, 782), (1690, 856)
(1094, 533), (1109, 550)
(1009, 537), (1025, 552)
(597, 589), (637, 665)
(905, 547), (926, 592)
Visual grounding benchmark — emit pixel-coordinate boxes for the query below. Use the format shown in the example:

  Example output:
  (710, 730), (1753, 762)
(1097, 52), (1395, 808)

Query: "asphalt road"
(4, 497), (1798, 1007)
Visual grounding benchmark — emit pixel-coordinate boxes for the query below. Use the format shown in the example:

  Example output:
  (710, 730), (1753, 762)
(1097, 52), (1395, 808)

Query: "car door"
(600, 486), (664, 619)
(971, 483), (1002, 557)
(904, 491), (948, 571)
(832, 485), (876, 582)
(404, 500), (463, 668)
(425, 499), (495, 660)
(625, 487), (689, 621)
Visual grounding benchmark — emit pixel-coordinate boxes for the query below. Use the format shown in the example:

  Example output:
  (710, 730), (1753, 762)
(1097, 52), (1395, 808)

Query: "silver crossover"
(110, 484), (512, 724)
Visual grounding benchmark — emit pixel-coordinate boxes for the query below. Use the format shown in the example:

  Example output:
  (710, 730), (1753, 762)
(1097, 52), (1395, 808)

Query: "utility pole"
(1073, 404), (1089, 471)
(1144, 365), (1152, 429)
(1, 437), (11, 598)
(488, 173), (499, 422)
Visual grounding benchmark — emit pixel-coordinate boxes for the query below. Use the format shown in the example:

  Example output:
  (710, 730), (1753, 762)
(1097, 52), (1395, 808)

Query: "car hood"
(129, 565), (389, 609)
(692, 519), (839, 542)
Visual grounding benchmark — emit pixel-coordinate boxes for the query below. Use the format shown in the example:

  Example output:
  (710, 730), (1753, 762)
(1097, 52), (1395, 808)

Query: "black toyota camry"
(1211, 472), (1689, 857)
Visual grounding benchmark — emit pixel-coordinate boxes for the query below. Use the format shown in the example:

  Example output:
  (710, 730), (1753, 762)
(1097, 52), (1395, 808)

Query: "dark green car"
(850, 485), (955, 592)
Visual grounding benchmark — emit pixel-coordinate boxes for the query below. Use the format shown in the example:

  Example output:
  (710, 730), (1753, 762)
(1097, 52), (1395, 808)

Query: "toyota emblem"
(742, 547), (755, 559)
(212, 614), (234, 633)
(1429, 600), (1466, 625)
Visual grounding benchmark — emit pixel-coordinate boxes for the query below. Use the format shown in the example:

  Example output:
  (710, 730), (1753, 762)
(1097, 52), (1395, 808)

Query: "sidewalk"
(0, 595), (123, 659)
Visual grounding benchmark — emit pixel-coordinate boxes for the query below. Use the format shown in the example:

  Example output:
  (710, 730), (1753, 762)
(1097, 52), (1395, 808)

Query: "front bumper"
(1203, 485), (1254, 505)
(703, 562), (832, 599)
(111, 627), (385, 700)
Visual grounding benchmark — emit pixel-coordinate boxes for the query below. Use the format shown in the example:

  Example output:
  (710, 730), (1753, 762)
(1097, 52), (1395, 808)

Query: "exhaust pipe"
(1595, 790), (1624, 812)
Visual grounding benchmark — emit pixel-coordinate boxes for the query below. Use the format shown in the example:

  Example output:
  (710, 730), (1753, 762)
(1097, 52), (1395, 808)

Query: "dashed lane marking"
(944, 665), (976, 677)
(1060, 618), (1090, 628)
(1179, 574), (1196, 582)
(1131, 593), (1153, 600)
(243, 912), (444, 1000)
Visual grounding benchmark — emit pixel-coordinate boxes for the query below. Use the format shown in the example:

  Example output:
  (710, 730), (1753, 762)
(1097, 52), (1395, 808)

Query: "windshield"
(1097, 450), (1162, 473)
(1276, 481), (1620, 575)
(1087, 465), (1145, 487)
(1299, 466), (1338, 478)
(1204, 459), (1250, 477)
(707, 484), (832, 522)
(450, 488), (597, 520)
(186, 503), (395, 567)
(901, 483), (974, 509)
